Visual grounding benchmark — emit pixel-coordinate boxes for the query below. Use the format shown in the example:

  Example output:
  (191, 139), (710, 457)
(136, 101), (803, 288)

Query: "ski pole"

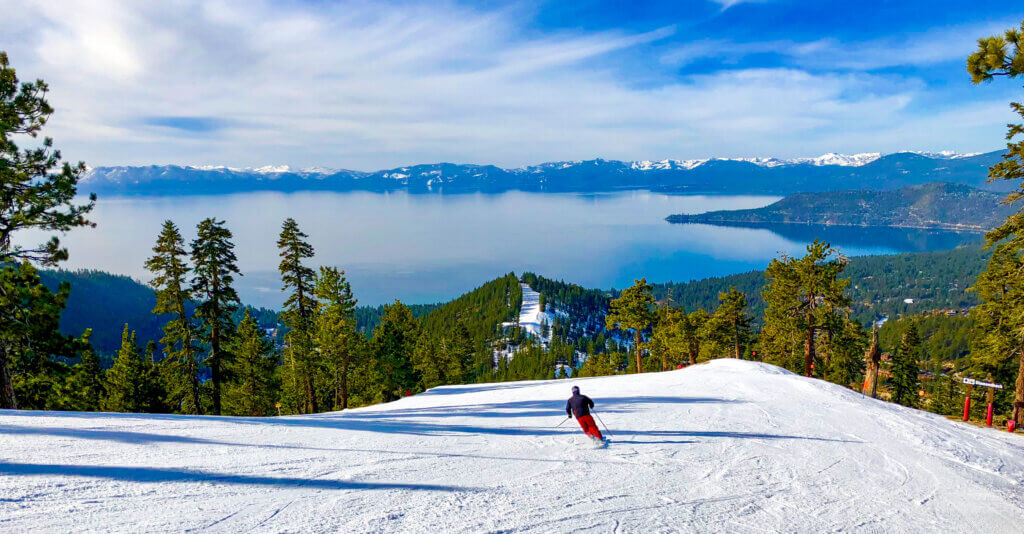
(554, 416), (570, 428)
(592, 410), (612, 438)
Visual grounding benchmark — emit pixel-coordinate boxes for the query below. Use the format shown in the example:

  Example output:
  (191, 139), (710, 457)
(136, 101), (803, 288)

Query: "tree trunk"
(210, 324), (222, 416)
(341, 365), (349, 410)
(689, 340), (698, 365)
(824, 328), (833, 370)
(634, 331), (643, 374)
(305, 361), (317, 414)
(179, 301), (203, 415)
(864, 329), (881, 398)
(0, 344), (16, 409)
(804, 326), (815, 377)
(1014, 347), (1024, 427)
(733, 320), (741, 359)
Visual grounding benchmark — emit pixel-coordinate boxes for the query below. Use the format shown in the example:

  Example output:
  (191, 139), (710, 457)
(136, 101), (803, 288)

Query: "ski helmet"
(571, 385), (580, 394)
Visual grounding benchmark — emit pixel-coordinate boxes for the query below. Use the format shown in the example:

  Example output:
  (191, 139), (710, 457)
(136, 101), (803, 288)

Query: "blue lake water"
(27, 191), (980, 308)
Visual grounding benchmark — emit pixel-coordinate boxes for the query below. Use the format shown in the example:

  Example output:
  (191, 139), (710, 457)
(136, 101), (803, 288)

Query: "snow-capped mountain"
(81, 150), (1005, 196)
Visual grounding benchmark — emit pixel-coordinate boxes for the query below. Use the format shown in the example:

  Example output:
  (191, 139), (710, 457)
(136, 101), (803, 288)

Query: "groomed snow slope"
(517, 283), (552, 343)
(1, 360), (1022, 533)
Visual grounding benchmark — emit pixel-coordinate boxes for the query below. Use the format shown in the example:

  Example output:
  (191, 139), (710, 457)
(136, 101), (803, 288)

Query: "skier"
(566, 385), (605, 442)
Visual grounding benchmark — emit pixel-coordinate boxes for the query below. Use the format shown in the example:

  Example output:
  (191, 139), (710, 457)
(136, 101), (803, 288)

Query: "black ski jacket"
(566, 393), (594, 418)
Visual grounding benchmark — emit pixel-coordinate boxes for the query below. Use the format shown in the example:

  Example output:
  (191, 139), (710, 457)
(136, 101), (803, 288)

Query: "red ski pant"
(576, 414), (604, 440)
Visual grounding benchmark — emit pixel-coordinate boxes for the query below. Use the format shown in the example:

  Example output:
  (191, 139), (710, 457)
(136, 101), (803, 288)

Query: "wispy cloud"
(0, 0), (1014, 168)
(662, 19), (1019, 70)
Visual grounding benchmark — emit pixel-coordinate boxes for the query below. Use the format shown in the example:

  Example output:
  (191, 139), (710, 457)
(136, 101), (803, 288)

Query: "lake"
(22, 191), (980, 308)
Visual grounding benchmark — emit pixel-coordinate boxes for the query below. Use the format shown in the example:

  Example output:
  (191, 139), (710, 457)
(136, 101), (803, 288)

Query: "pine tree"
(606, 279), (655, 374)
(967, 23), (1024, 427)
(190, 218), (241, 415)
(823, 318), (866, 388)
(66, 329), (105, 411)
(0, 52), (95, 408)
(684, 309), (708, 364)
(705, 287), (752, 359)
(444, 322), (475, 383)
(651, 307), (685, 371)
(278, 218), (318, 413)
(762, 240), (851, 377)
(0, 261), (79, 409)
(145, 220), (202, 414)
(140, 340), (166, 412)
(372, 301), (419, 401)
(891, 324), (921, 408)
(224, 310), (277, 416)
(314, 266), (359, 410)
(103, 326), (148, 413)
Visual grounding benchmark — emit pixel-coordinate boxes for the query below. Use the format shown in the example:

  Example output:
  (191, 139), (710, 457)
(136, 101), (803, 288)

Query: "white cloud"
(662, 19), (1020, 70)
(0, 0), (1014, 169)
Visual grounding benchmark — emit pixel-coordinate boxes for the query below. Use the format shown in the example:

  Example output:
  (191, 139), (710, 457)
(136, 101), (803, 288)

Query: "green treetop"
(890, 324), (922, 408)
(225, 310), (277, 416)
(967, 20), (1024, 427)
(104, 326), (149, 413)
(145, 220), (202, 414)
(762, 240), (851, 377)
(705, 287), (752, 359)
(277, 217), (318, 413)
(0, 51), (95, 266)
(190, 218), (241, 415)
(314, 266), (359, 410)
(606, 278), (655, 374)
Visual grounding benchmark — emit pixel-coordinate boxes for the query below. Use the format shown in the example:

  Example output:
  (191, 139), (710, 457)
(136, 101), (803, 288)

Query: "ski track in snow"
(1, 360), (1022, 533)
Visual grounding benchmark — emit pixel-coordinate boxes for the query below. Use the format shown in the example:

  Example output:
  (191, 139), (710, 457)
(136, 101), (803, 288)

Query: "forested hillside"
(650, 245), (988, 325)
(668, 182), (1013, 231)
(43, 268), (433, 355)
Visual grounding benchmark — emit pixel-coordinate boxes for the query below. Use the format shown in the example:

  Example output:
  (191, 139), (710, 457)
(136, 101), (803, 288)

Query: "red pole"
(962, 396), (971, 421)
(985, 387), (995, 427)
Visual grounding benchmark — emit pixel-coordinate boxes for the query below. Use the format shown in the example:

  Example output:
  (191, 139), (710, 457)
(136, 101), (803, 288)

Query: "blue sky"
(1, 0), (1022, 169)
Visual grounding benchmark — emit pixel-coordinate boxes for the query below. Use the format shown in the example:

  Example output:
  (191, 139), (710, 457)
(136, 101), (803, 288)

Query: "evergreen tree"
(0, 51), (95, 408)
(103, 326), (148, 413)
(145, 221), (202, 414)
(823, 318), (866, 388)
(762, 240), (851, 377)
(705, 287), (752, 359)
(278, 218), (318, 413)
(606, 278), (655, 374)
(314, 266), (359, 410)
(224, 310), (277, 416)
(684, 309), (708, 364)
(65, 329), (105, 411)
(0, 261), (80, 409)
(372, 301), (419, 401)
(890, 324), (921, 408)
(140, 340), (166, 412)
(967, 23), (1024, 427)
(190, 218), (241, 415)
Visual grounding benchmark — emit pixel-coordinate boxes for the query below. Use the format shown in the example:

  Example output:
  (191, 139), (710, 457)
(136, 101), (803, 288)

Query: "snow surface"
(1, 360), (1022, 533)
(517, 283), (552, 344)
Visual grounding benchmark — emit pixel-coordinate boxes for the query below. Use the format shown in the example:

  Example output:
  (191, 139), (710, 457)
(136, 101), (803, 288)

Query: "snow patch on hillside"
(517, 283), (552, 344)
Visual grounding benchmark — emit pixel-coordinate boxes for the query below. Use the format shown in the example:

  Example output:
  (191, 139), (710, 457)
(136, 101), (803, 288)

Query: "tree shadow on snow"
(613, 430), (862, 443)
(0, 462), (480, 493)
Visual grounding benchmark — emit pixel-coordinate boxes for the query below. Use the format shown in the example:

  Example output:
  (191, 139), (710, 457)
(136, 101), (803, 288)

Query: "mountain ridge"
(81, 150), (1007, 196)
